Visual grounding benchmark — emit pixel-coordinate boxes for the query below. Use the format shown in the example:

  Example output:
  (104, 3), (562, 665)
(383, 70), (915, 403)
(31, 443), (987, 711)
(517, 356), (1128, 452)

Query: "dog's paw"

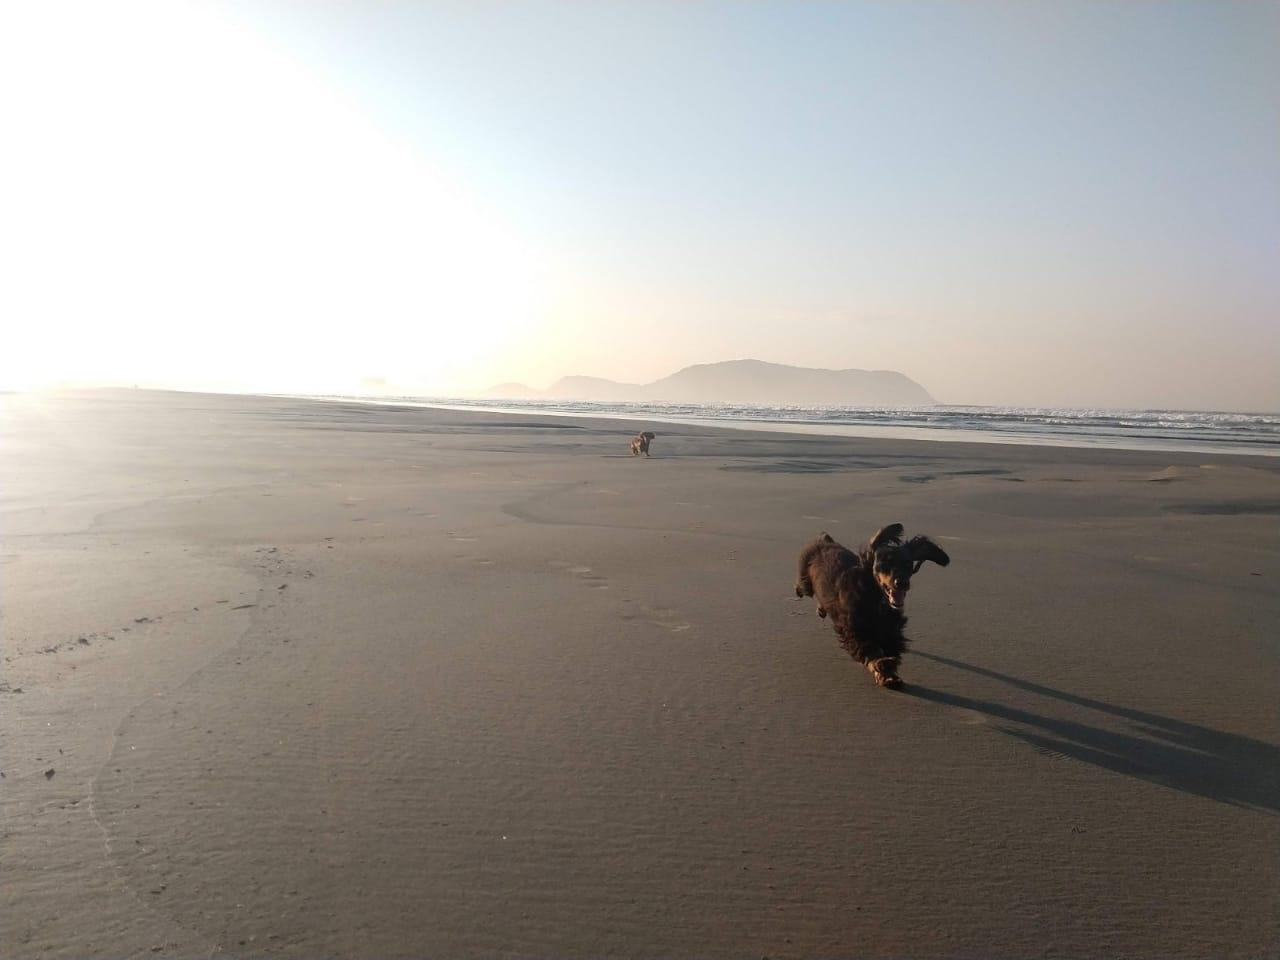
(867, 658), (902, 688)
(816, 605), (827, 618)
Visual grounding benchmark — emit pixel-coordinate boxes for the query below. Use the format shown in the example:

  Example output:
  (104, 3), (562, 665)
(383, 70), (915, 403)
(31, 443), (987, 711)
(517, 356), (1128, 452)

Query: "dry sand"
(2, 389), (1277, 958)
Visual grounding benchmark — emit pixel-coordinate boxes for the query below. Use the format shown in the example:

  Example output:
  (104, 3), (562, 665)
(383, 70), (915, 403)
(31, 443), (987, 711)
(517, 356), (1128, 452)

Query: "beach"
(2, 388), (1277, 958)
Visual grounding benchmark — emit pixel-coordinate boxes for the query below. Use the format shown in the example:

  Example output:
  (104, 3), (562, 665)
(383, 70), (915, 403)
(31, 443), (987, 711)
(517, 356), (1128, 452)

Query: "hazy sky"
(3, 2), (1277, 409)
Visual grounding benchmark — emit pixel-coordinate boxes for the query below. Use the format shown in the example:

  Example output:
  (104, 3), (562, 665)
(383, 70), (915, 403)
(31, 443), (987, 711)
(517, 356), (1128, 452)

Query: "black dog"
(795, 524), (950, 688)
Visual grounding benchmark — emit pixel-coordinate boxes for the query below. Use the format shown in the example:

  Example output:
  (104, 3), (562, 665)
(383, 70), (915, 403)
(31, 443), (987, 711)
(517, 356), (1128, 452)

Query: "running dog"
(795, 524), (950, 688)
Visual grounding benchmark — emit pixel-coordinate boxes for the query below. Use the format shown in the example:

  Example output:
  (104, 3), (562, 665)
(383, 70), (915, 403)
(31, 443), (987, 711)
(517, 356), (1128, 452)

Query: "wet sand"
(2, 389), (1278, 958)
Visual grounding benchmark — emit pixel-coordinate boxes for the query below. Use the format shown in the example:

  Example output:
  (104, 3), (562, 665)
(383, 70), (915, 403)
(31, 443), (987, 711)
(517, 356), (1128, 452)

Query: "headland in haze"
(486, 358), (934, 406)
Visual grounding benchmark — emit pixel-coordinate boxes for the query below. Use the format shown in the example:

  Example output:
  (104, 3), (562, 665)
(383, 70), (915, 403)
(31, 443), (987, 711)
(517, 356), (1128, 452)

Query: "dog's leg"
(794, 571), (814, 599)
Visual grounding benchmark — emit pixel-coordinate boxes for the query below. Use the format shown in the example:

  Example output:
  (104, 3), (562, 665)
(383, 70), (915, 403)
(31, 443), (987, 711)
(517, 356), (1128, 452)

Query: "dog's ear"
(907, 535), (950, 571)
(869, 523), (904, 551)
(819, 532), (835, 543)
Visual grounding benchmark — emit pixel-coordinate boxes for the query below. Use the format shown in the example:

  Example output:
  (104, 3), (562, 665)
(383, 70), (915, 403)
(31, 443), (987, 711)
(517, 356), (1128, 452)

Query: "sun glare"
(1, 2), (548, 395)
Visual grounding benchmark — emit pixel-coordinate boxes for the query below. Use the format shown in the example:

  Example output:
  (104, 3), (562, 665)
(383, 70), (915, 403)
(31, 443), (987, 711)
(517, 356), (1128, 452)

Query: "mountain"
(546, 376), (644, 401)
(484, 359), (932, 405)
(642, 359), (931, 405)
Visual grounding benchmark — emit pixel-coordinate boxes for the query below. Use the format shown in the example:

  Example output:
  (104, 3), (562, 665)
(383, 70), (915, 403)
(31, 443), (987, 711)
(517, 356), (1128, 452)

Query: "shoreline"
(297, 392), (1280, 458)
(15, 386), (1280, 458)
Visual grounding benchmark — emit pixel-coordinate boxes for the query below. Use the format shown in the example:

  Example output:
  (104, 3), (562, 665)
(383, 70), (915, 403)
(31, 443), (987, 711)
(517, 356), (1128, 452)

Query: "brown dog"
(629, 431), (656, 457)
(794, 523), (950, 688)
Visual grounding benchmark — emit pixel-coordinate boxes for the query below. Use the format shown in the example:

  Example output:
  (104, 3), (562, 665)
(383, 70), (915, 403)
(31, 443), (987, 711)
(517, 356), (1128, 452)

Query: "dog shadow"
(907, 651), (1280, 814)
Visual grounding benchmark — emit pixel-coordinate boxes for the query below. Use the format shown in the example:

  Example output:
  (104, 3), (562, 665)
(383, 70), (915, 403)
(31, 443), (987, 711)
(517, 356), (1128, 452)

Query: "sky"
(2, 1), (1277, 410)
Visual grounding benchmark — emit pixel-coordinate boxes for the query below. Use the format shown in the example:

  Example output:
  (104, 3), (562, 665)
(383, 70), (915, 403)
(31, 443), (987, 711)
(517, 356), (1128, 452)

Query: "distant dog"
(630, 431), (656, 457)
(795, 524), (950, 688)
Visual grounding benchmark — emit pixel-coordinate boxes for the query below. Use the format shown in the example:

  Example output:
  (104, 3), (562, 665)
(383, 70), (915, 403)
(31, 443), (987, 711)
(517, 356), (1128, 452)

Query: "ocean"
(319, 396), (1280, 457)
